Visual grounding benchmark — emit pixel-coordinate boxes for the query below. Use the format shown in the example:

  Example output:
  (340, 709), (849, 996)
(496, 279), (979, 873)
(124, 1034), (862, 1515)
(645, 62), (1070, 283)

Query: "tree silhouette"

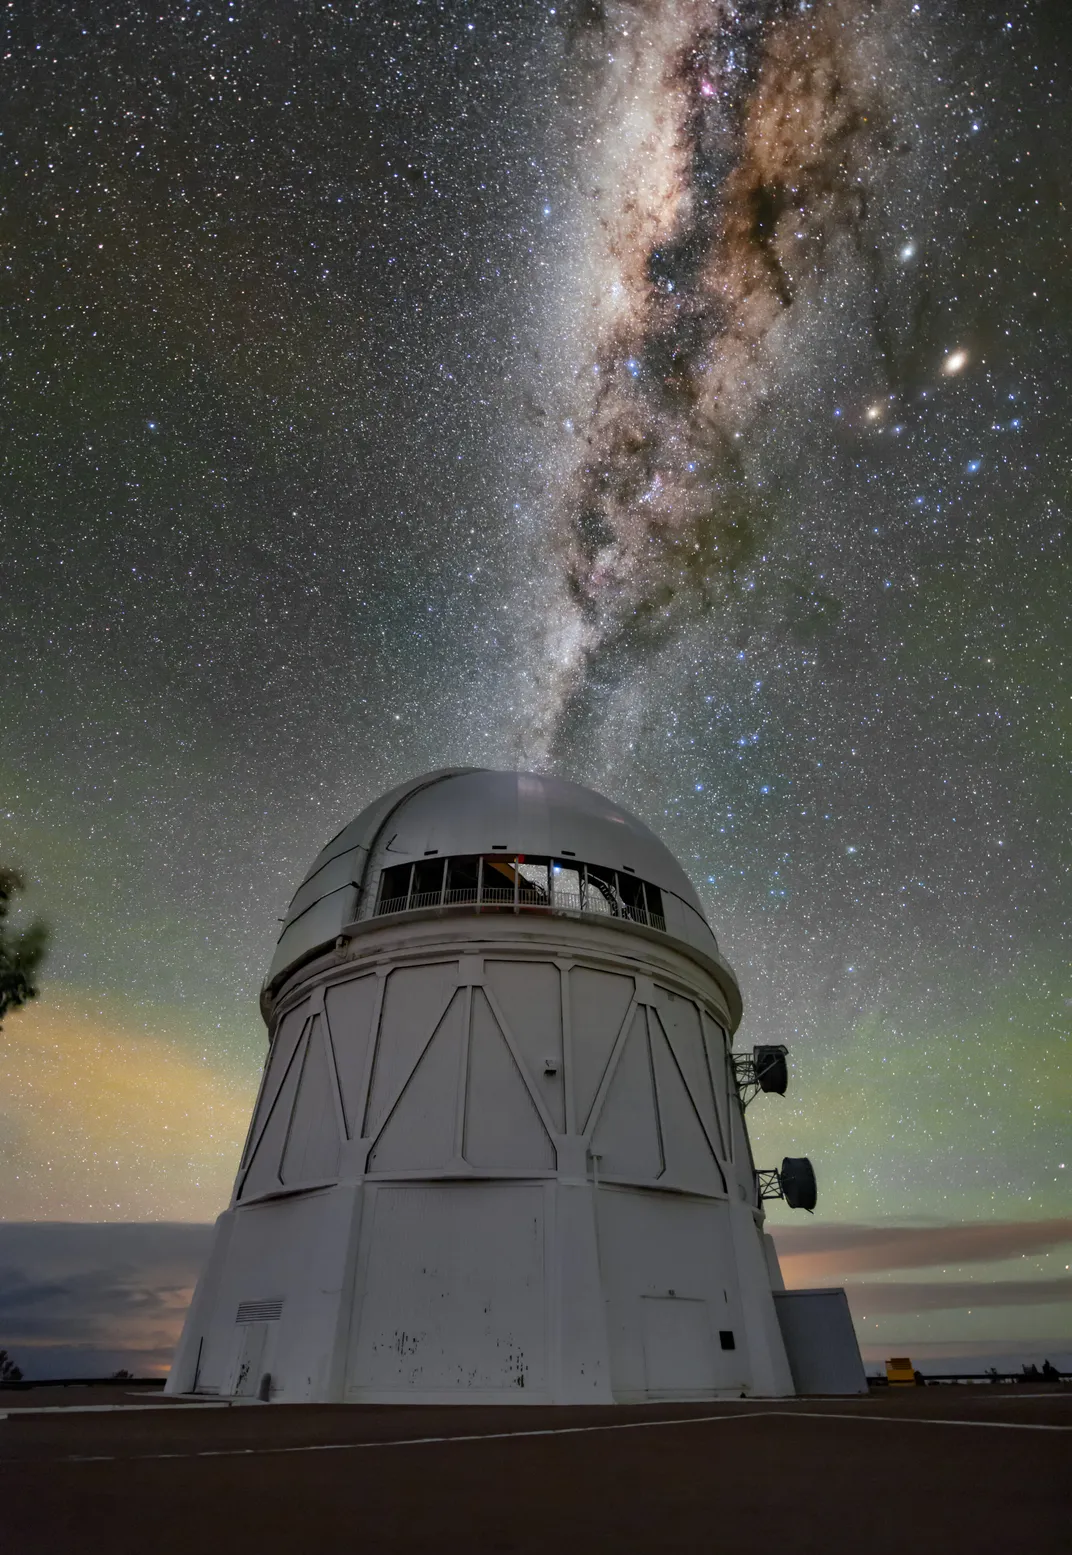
(0, 869), (48, 1028)
(0, 1349), (23, 1383)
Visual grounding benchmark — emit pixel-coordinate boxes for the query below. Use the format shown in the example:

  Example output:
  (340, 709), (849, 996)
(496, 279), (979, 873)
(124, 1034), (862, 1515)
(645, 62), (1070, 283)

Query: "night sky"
(2, 0), (1069, 1372)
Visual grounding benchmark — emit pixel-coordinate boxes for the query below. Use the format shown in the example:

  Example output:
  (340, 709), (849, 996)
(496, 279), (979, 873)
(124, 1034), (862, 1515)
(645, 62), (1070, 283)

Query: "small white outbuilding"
(167, 768), (864, 1403)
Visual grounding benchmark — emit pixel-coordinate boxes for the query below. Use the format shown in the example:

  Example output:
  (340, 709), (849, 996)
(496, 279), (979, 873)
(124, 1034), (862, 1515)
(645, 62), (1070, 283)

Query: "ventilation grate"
(236, 1298), (284, 1324)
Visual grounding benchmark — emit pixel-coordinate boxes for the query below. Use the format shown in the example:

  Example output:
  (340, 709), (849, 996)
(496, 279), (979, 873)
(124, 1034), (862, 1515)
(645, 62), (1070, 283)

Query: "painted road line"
(3, 1405), (1069, 1465)
(17, 1411), (783, 1464)
(765, 1410), (1071, 1432)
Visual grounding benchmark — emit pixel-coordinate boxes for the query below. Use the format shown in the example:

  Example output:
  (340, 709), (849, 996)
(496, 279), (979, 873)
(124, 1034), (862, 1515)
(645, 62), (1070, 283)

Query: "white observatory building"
(168, 769), (864, 1403)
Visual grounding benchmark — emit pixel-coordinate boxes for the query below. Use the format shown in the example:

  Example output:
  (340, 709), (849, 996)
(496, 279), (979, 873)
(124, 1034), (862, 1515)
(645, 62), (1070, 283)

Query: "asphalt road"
(1, 1388), (1068, 1554)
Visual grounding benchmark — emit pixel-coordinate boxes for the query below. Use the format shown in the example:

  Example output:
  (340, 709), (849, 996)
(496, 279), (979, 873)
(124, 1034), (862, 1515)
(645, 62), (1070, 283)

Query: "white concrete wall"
(773, 1288), (868, 1395)
(169, 1187), (355, 1401)
(168, 914), (794, 1402)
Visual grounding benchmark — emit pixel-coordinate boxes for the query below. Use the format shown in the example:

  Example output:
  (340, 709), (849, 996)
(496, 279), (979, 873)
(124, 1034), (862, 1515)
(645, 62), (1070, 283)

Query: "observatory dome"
(265, 768), (734, 1015)
(168, 766), (857, 1408)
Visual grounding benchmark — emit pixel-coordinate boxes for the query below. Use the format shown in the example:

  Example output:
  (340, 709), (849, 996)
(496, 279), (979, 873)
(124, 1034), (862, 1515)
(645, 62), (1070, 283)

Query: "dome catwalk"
(167, 770), (863, 1403)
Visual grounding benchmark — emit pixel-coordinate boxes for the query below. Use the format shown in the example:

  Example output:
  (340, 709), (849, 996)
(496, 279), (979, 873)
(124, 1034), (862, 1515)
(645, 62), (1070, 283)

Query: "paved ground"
(1, 1387), (1068, 1554)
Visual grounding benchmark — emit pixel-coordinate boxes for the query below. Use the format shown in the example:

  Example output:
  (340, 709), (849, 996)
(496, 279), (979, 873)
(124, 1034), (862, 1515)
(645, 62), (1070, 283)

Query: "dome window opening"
(618, 870), (664, 930)
(583, 863), (619, 917)
(517, 857), (550, 909)
(641, 881), (664, 931)
(551, 861), (582, 910)
(481, 853), (520, 910)
(409, 856), (448, 910)
(375, 851), (666, 932)
(445, 855), (481, 907)
(376, 862), (413, 915)
(376, 857), (448, 914)
(619, 877), (645, 918)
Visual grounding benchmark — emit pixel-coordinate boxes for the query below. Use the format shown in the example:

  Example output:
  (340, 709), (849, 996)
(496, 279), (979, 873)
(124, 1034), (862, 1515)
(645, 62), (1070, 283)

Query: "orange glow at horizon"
(0, 992), (256, 1220)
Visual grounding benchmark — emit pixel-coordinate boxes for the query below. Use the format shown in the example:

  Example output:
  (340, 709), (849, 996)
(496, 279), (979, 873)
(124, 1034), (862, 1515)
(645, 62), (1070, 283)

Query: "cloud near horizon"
(0, 1222), (212, 1377)
(1, 1216), (1069, 1381)
(844, 1278), (1072, 1315)
(770, 1216), (1072, 1368)
(769, 1216), (1072, 1281)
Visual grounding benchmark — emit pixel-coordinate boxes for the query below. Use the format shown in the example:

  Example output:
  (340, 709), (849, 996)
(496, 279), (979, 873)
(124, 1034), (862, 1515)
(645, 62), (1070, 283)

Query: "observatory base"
(169, 1177), (794, 1404)
(167, 870), (851, 1406)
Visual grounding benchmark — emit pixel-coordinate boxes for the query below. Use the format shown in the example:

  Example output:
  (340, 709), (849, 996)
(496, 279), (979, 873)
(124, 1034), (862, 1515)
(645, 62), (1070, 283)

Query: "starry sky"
(1, 0), (1069, 1373)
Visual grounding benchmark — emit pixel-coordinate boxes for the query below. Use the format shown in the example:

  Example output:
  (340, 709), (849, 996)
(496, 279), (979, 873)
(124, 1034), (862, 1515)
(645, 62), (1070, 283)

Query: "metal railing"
(374, 877), (666, 934)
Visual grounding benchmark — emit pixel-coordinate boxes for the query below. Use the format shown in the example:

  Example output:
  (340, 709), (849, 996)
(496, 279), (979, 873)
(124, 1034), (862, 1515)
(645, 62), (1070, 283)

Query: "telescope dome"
(266, 768), (730, 1008)
(168, 766), (846, 1409)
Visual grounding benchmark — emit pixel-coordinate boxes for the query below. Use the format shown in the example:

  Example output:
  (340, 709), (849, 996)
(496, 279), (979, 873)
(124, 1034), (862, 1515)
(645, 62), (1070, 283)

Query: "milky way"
(526, 0), (905, 758)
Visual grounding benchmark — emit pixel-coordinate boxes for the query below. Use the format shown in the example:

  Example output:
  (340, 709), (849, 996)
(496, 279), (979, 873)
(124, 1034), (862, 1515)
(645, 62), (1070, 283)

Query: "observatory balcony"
(372, 854), (668, 934)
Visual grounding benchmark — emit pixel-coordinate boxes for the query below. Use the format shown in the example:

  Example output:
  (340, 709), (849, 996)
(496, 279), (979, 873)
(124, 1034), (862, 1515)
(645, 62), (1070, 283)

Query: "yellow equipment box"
(886, 1357), (918, 1386)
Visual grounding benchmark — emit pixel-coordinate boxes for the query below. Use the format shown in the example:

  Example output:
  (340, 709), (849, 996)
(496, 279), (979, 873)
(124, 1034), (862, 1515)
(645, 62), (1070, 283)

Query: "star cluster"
(1, 1), (1069, 1357)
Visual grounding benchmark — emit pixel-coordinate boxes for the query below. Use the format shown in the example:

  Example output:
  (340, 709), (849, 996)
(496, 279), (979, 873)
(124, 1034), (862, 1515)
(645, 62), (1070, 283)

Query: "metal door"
(232, 1321), (269, 1397)
(641, 1297), (715, 1394)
